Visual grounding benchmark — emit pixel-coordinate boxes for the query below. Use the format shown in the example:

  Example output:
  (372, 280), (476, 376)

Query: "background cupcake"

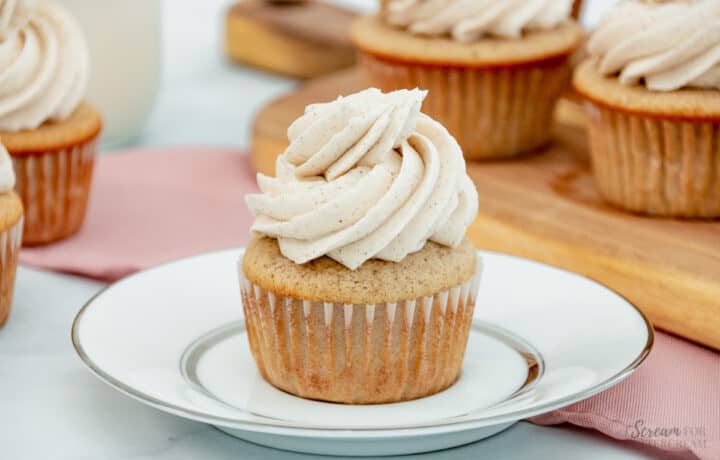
(575, 0), (720, 218)
(353, 1), (583, 160)
(241, 88), (482, 404)
(0, 141), (23, 326)
(0, 0), (102, 244)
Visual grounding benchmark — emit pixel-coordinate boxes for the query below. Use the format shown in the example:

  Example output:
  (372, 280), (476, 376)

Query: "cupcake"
(575, 0), (720, 218)
(0, 0), (102, 244)
(241, 88), (481, 404)
(352, 1), (584, 160)
(0, 141), (23, 326)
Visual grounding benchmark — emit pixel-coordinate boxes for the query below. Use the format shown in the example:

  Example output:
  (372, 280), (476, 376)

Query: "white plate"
(72, 249), (653, 457)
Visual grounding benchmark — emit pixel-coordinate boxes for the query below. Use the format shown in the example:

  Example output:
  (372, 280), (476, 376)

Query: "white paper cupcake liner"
(584, 101), (720, 217)
(238, 255), (482, 404)
(0, 216), (23, 325)
(12, 137), (97, 245)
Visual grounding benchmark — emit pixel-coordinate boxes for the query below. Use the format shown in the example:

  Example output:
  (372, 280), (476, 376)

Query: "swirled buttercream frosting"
(0, 141), (15, 192)
(384, 0), (574, 42)
(246, 88), (479, 270)
(587, 0), (720, 91)
(0, 0), (89, 131)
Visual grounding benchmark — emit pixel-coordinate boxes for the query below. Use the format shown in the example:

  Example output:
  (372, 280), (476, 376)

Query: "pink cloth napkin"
(531, 333), (719, 460)
(20, 147), (258, 280)
(20, 147), (719, 459)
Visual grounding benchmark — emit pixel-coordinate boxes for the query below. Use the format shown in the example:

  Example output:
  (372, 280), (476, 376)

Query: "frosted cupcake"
(241, 88), (481, 404)
(351, 1), (583, 159)
(575, 0), (720, 217)
(0, 0), (102, 244)
(0, 141), (23, 326)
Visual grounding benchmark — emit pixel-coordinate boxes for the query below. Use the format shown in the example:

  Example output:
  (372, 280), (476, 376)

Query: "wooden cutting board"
(225, 0), (357, 79)
(251, 68), (720, 351)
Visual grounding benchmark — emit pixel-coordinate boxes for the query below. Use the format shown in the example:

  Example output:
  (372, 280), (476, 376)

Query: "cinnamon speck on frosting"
(0, 0), (89, 131)
(587, 0), (720, 91)
(245, 88), (479, 270)
(384, 0), (574, 42)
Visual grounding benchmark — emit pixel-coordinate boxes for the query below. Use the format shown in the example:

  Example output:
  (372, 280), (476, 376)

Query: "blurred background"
(60, 0), (620, 150)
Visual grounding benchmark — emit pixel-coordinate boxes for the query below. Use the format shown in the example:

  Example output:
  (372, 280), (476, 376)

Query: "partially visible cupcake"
(352, 1), (583, 160)
(575, 0), (720, 217)
(0, 0), (102, 244)
(0, 141), (23, 326)
(241, 88), (482, 404)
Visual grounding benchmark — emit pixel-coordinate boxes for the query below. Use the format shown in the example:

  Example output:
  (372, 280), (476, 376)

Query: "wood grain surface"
(225, 0), (357, 79)
(251, 68), (720, 351)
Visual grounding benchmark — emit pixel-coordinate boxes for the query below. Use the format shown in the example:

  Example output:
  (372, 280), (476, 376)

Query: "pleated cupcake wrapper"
(584, 101), (720, 218)
(572, 0), (584, 18)
(11, 136), (98, 245)
(0, 216), (23, 326)
(238, 256), (483, 405)
(358, 52), (572, 159)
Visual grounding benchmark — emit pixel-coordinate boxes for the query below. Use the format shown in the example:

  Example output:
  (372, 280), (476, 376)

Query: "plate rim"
(178, 320), (546, 431)
(71, 247), (654, 438)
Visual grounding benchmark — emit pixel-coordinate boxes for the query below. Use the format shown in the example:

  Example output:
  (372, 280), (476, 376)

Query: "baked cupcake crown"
(0, 0), (89, 131)
(384, 0), (574, 42)
(246, 88), (479, 270)
(587, 0), (720, 91)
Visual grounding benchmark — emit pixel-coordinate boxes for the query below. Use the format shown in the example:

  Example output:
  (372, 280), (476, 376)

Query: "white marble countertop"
(0, 1), (658, 459)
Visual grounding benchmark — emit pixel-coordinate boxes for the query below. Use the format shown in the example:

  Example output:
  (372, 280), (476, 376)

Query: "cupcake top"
(246, 88), (478, 271)
(0, 0), (90, 131)
(587, 0), (720, 92)
(384, 0), (574, 42)
(0, 141), (15, 193)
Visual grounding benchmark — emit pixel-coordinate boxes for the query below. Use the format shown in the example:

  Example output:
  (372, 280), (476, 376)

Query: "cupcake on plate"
(0, 0), (102, 244)
(241, 88), (481, 404)
(0, 140), (23, 326)
(575, 0), (720, 218)
(351, 1), (584, 160)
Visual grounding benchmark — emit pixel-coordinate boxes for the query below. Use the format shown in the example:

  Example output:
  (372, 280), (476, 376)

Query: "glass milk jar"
(60, 0), (162, 148)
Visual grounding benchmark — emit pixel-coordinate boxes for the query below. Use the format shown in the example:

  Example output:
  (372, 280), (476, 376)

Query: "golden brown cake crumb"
(242, 236), (478, 304)
(351, 15), (583, 68)
(0, 102), (103, 155)
(574, 60), (720, 121)
(0, 192), (23, 232)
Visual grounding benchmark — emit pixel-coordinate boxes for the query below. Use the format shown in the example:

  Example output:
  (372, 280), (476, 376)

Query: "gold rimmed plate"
(72, 248), (653, 456)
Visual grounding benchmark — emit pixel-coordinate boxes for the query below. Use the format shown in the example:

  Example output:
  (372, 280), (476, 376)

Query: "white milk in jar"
(60, 0), (162, 148)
